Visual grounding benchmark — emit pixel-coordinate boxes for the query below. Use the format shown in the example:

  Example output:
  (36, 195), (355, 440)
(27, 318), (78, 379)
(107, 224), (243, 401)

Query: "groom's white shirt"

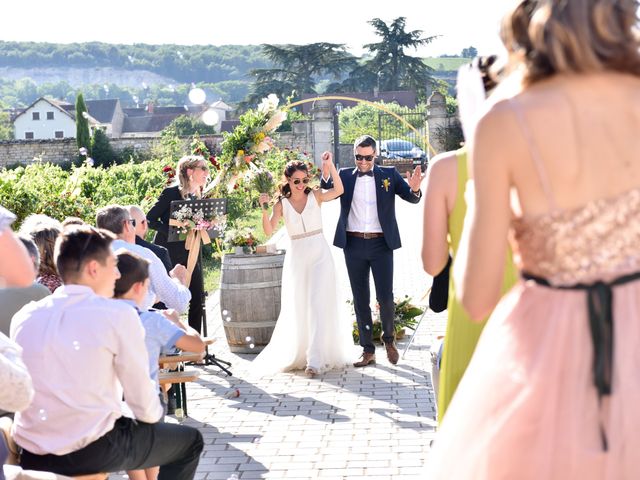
(347, 175), (382, 233)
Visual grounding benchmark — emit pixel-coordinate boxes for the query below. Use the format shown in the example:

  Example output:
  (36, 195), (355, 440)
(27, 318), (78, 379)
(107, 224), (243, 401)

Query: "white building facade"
(13, 98), (76, 140)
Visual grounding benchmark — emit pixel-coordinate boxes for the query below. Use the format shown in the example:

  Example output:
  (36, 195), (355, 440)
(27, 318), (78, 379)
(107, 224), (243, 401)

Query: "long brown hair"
(501, 0), (640, 85)
(275, 160), (313, 201)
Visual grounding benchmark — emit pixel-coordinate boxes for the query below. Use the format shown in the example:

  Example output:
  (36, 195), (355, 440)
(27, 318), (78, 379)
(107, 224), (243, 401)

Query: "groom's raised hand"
(406, 165), (425, 193)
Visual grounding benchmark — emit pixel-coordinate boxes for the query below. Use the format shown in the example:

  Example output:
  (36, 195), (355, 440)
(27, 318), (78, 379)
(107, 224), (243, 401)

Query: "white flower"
(85, 157), (94, 167)
(257, 93), (279, 113)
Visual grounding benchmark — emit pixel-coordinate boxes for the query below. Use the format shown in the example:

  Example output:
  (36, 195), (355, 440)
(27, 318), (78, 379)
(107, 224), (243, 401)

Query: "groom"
(322, 135), (423, 367)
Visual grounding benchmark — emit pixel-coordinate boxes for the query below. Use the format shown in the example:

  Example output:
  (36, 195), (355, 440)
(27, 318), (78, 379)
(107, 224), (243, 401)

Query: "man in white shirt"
(11, 226), (203, 479)
(321, 135), (424, 367)
(95, 205), (191, 313)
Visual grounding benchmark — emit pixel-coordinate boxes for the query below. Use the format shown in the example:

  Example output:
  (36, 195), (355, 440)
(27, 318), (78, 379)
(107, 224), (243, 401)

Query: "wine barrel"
(219, 252), (284, 353)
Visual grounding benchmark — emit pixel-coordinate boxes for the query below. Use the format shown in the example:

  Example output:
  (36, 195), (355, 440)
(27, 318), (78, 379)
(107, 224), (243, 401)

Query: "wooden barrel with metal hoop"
(219, 252), (284, 353)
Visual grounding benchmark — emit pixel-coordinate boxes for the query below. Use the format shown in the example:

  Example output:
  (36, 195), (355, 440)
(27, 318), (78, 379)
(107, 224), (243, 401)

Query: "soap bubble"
(201, 108), (219, 126)
(72, 340), (80, 351)
(222, 309), (228, 316)
(245, 336), (253, 343)
(188, 87), (206, 105)
(81, 112), (89, 119)
(38, 409), (47, 421)
(249, 343), (255, 349)
(225, 316), (231, 322)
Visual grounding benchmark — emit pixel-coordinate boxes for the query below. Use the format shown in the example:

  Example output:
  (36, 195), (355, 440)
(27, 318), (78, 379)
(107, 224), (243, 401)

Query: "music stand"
(169, 197), (233, 376)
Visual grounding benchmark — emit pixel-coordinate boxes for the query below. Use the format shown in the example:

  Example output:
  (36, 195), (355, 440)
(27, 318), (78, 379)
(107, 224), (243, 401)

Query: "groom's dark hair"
(353, 135), (376, 153)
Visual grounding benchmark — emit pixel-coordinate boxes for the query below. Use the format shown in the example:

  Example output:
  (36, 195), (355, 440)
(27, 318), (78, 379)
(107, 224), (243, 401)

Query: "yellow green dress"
(437, 149), (518, 421)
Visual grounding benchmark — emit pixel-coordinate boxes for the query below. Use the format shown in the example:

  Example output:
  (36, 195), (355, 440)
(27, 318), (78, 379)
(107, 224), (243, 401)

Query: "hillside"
(0, 41), (468, 109)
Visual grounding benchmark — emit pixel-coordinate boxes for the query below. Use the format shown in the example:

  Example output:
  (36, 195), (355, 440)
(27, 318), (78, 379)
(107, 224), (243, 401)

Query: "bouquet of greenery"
(248, 168), (275, 210)
(219, 94), (287, 174)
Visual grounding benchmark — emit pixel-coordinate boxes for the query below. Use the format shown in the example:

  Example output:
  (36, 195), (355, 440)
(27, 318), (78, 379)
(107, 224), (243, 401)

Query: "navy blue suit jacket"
(321, 165), (421, 250)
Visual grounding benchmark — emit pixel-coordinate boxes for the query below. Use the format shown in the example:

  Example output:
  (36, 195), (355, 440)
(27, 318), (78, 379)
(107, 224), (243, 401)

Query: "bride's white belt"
(290, 229), (322, 240)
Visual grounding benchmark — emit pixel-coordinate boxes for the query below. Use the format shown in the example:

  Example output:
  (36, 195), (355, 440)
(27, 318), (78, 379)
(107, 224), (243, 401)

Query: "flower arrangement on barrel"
(224, 227), (258, 254)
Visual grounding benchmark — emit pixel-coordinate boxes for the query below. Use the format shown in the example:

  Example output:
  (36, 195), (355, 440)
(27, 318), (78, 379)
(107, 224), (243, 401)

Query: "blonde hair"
(175, 155), (206, 199)
(501, 0), (640, 84)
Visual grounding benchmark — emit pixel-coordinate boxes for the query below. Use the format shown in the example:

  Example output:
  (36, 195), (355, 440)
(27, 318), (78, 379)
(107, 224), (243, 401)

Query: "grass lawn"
(201, 207), (269, 293)
(423, 57), (470, 71)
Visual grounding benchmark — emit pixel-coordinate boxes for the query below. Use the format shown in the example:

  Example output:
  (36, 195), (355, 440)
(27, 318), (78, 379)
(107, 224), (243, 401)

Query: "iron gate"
(377, 108), (428, 172)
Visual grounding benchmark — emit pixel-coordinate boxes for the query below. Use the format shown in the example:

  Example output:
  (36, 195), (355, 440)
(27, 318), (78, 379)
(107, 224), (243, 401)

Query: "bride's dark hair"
(276, 160), (313, 200)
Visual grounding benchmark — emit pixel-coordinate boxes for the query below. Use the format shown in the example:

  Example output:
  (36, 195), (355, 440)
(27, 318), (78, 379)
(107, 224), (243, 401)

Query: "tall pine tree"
(75, 93), (91, 162)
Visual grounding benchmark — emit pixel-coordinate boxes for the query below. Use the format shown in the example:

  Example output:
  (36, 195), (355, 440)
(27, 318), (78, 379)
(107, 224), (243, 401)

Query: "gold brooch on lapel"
(381, 178), (390, 192)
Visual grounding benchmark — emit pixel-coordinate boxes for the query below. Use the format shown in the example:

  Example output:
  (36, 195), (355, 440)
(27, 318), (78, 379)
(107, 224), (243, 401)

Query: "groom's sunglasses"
(355, 154), (375, 162)
(291, 177), (310, 185)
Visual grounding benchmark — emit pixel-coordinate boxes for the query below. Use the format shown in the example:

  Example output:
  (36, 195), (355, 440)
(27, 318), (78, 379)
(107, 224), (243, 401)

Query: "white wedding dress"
(253, 192), (355, 374)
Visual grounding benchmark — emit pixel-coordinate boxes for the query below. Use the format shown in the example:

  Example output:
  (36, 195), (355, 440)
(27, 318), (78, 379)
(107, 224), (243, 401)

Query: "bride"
(254, 153), (355, 376)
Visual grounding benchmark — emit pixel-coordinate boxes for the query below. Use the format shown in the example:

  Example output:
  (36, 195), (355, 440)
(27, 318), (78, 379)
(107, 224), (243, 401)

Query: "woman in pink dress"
(428, 1), (640, 479)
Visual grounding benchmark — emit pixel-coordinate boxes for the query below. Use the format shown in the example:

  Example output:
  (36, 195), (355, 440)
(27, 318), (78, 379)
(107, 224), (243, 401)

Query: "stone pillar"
(310, 100), (333, 166)
(426, 91), (448, 156)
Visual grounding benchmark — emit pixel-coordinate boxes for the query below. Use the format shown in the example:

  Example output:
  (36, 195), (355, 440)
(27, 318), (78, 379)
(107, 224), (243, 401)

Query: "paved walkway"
(116, 192), (447, 480)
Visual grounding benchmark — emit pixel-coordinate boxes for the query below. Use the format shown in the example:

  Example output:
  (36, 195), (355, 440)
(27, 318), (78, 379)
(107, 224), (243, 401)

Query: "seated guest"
(19, 215), (63, 293)
(128, 205), (172, 273)
(0, 236), (50, 336)
(113, 251), (205, 480)
(10, 226), (203, 479)
(95, 205), (191, 313)
(0, 206), (38, 288)
(60, 217), (86, 229)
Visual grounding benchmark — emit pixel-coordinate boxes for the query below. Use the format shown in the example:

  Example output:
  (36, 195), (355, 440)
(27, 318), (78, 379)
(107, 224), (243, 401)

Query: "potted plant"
(350, 296), (424, 343)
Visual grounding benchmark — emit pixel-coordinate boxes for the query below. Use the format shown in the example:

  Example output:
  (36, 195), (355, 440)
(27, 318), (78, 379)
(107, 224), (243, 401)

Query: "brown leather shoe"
(384, 341), (399, 365)
(353, 352), (376, 367)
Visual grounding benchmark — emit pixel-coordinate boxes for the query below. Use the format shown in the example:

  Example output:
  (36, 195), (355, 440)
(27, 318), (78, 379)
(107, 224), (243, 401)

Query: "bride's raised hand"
(259, 193), (270, 211)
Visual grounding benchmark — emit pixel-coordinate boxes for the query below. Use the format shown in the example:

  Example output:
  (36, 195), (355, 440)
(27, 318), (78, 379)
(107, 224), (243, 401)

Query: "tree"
(241, 43), (357, 109)
(90, 128), (116, 167)
(166, 115), (216, 136)
(359, 17), (439, 100)
(461, 46), (478, 58)
(75, 93), (91, 160)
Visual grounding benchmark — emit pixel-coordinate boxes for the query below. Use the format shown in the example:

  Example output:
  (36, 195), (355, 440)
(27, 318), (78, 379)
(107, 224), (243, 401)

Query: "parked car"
(379, 139), (428, 171)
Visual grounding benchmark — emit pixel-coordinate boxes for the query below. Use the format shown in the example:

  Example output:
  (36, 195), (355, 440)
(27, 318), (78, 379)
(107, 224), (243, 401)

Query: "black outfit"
(136, 235), (172, 273)
(147, 185), (204, 333)
(321, 166), (422, 353)
(20, 417), (203, 480)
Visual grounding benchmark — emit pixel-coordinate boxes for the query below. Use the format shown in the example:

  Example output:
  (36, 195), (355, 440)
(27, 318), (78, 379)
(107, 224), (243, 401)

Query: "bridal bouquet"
(247, 168), (275, 209)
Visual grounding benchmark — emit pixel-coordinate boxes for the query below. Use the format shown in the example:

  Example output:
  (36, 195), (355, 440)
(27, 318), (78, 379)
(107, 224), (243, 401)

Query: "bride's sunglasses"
(290, 177), (310, 185)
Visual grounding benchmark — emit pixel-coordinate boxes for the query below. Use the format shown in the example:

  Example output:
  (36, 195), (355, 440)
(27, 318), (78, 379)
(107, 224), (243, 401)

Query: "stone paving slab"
(111, 192), (447, 479)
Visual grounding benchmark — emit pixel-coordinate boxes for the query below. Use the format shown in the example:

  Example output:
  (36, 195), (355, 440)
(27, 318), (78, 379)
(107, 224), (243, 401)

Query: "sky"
(5, 0), (514, 57)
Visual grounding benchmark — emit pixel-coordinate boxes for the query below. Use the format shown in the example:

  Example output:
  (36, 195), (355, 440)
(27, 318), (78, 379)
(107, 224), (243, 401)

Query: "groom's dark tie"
(357, 170), (374, 177)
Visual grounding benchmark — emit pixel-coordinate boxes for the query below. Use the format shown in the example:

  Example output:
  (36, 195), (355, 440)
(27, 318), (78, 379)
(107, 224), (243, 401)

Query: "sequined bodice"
(511, 187), (640, 286)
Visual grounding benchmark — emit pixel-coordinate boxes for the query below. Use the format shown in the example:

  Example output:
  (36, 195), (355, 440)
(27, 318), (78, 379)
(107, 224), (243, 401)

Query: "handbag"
(429, 255), (452, 313)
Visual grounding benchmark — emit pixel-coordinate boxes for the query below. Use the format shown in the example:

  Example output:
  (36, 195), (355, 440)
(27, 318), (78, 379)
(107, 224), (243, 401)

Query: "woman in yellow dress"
(422, 146), (517, 421)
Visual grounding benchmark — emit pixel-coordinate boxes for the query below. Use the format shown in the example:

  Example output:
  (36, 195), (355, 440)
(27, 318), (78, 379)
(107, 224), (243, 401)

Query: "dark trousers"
(168, 246), (204, 334)
(20, 417), (203, 480)
(344, 236), (395, 353)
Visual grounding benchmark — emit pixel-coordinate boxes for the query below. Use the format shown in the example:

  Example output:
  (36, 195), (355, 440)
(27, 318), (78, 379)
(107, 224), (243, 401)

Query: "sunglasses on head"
(355, 154), (375, 162)
(291, 177), (310, 185)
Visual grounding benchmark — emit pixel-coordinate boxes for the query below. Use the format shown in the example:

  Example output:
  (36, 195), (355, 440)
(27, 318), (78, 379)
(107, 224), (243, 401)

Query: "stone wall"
(0, 138), (78, 167)
(0, 99), (448, 168)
